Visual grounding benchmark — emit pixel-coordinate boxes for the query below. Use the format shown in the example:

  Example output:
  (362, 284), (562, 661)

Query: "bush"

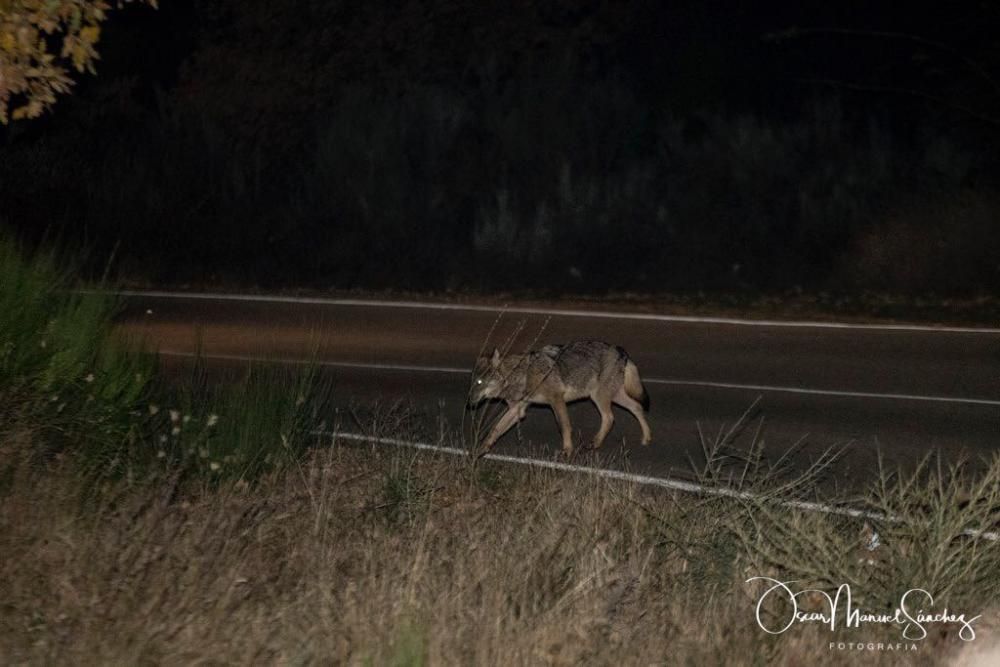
(0, 236), (154, 476)
(159, 360), (332, 482)
(0, 235), (331, 484)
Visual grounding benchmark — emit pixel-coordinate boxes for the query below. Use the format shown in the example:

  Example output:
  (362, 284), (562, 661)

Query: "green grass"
(0, 236), (330, 485)
(0, 238), (155, 477)
(161, 360), (332, 482)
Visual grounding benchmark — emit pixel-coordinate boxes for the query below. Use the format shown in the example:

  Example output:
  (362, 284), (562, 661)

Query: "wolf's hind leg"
(613, 387), (652, 445)
(590, 393), (615, 449)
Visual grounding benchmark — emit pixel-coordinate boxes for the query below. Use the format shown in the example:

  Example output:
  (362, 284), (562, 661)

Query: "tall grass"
(1, 432), (997, 664)
(0, 238), (155, 477)
(161, 360), (331, 481)
(0, 237), (330, 485)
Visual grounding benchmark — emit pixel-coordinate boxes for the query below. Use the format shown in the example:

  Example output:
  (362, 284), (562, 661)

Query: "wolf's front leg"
(481, 402), (527, 454)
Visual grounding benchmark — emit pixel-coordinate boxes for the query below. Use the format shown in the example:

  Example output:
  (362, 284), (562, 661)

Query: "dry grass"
(2, 431), (998, 666)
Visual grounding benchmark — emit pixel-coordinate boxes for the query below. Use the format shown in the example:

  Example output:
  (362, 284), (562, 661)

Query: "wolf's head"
(468, 348), (505, 407)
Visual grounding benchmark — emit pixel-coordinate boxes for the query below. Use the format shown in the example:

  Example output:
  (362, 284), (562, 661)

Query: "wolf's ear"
(491, 348), (501, 367)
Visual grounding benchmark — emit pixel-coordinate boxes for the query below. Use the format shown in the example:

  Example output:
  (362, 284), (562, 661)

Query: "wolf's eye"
(476, 379), (483, 385)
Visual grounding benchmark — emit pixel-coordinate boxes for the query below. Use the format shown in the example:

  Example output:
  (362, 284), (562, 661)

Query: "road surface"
(113, 291), (1000, 490)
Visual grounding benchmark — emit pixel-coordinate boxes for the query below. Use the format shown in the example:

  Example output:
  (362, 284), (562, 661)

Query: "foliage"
(0, 236), (155, 475)
(0, 235), (330, 484)
(161, 361), (332, 482)
(0, 0), (155, 123)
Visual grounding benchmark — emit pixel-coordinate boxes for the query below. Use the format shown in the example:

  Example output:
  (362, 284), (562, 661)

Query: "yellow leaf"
(80, 25), (99, 45)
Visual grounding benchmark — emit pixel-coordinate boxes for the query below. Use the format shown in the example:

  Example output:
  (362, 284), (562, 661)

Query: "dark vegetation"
(0, 238), (329, 485)
(2, 1), (999, 295)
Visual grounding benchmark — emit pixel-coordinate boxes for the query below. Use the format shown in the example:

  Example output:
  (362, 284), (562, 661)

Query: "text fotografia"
(747, 577), (981, 642)
(829, 642), (916, 653)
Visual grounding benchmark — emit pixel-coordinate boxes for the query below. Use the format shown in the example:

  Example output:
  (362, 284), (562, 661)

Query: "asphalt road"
(114, 291), (1000, 490)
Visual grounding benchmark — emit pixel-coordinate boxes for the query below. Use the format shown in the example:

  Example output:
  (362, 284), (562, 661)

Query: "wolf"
(468, 340), (652, 455)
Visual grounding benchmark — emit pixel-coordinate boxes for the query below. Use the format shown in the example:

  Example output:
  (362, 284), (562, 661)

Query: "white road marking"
(158, 350), (468, 375)
(114, 289), (1000, 334)
(320, 430), (999, 542)
(645, 379), (1000, 407)
(157, 350), (1000, 407)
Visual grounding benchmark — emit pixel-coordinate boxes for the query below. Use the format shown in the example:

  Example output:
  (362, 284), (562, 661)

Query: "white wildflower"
(210, 462), (221, 471)
(169, 409), (180, 423)
(84, 373), (95, 383)
(171, 426), (181, 436)
(148, 404), (160, 416)
(206, 414), (219, 427)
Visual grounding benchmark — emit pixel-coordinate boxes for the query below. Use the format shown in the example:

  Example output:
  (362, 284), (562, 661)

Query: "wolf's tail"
(623, 360), (650, 411)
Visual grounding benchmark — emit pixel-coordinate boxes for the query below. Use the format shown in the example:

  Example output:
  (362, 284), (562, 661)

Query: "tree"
(764, 16), (1000, 129)
(0, 0), (155, 123)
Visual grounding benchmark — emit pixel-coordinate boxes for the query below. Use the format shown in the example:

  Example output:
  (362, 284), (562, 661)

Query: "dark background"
(2, 0), (1000, 295)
